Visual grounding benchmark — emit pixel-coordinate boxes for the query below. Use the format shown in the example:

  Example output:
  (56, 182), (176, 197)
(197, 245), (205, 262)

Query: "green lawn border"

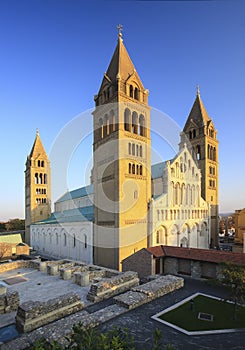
(151, 293), (245, 336)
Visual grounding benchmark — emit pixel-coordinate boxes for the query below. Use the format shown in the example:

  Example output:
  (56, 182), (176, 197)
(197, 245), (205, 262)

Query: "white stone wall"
(30, 221), (93, 264)
(150, 145), (210, 249)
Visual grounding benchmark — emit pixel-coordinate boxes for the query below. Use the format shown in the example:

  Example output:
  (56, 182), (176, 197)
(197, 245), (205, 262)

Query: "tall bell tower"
(93, 28), (151, 270)
(25, 130), (51, 244)
(180, 88), (219, 247)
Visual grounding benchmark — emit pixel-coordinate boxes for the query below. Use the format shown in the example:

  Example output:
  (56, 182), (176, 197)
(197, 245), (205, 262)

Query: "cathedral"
(25, 31), (219, 271)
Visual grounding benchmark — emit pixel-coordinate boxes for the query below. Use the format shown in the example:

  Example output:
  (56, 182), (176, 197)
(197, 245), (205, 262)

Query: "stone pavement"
(98, 277), (245, 350)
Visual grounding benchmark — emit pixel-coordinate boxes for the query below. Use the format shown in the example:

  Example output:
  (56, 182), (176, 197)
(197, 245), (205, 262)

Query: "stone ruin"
(16, 292), (83, 333)
(0, 286), (19, 314)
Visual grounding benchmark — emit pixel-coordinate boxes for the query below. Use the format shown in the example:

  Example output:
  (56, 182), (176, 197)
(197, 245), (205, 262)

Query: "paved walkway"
(98, 277), (245, 350)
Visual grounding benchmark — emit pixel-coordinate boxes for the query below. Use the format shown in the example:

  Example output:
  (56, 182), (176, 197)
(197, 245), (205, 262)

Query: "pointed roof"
(97, 33), (145, 94)
(183, 89), (211, 131)
(28, 130), (48, 160)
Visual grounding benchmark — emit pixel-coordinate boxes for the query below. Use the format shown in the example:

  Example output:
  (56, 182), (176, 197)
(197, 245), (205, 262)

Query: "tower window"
(38, 160), (41, 167)
(139, 165), (143, 175)
(84, 234), (87, 249)
(132, 164), (135, 174)
(139, 145), (143, 157)
(189, 131), (192, 139)
(196, 145), (201, 160)
(193, 129), (196, 138)
(129, 85), (133, 98)
(134, 88), (139, 100)
(129, 163), (132, 174)
(132, 112), (138, 134)
(44, 174), (47, 184)
(139, 115), (146, 137)
(132, 143), (135, 155)
(124, 109), (131, 131)
(128, 143), (131, 155)
(35, 173), (38, 184)
(41, 161), (44, 167)
(39, 173), (43, 184)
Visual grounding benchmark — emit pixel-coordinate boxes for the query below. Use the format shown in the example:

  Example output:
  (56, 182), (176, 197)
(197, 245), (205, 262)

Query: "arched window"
(189, 131), (192, 139)
(38, 160), (41, 167)
(132, 143), (135, 155)
(99, 118), (103, 139)
(193, 129), (196, 138)
(110, 110), (116, 132)
(156, 231), (160, 244)
(208, 144), (210, 159)
(124, 109), (131, 131)
(129, 85), (133, 98)
(132, 112), (138, 134)
(196, 145), (201, 160)
(139, 145), (142, 157)
(139, 165), (142, 175)
(213, 147), (216, 161)
(44, 174), (47, 184)
(84, 234), (87, 249)
(139, 115), (145, 136)
(136, 164), (139, 175)
(134, 87), (139, 100)
(132, 164), (135, 174)
(128, 143), (131, 155)
(73, 235), (76, 248)
(39, 173), (43, 184)
(136, 145), (139, 156)
(64, 232), (67, 246)
(35, 173), (38, 184)
(41, 161), (44, 167)
(129, 163), (132, 174)
(104, 114), (109, 136)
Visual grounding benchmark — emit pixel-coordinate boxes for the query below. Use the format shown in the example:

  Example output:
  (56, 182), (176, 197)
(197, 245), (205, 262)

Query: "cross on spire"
(117, 24), (123, 38)
(196, 84), (200, 97)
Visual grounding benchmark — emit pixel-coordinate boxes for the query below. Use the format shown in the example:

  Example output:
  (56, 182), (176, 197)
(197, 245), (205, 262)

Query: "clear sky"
(0, 0), (244, 221)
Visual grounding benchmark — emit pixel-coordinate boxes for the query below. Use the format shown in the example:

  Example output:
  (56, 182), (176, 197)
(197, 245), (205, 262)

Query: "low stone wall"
(87, 271), (139, 302)
(16, 292), (84, 333)
(0, 260), (39, 273)
(114, 275), (184, 309)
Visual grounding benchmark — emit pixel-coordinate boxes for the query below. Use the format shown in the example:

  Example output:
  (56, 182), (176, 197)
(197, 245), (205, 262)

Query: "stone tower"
(180, 88), (219, 246)
(25, 130), (51, 244)
(93, 30), (151, 270)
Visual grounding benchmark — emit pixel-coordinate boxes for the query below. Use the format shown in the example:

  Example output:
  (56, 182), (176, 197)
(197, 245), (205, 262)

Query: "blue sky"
(0, 0), (244, 221)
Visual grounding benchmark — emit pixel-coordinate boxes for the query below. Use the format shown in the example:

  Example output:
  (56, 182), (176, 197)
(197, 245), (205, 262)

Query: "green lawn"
(160, 295), (245, 331)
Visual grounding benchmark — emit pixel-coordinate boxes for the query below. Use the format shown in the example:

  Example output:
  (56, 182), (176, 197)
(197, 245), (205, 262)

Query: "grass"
(160, 295), (245, 331)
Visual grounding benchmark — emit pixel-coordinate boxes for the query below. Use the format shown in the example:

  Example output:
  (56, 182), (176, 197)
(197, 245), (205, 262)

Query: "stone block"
(16, 293), (84, 333)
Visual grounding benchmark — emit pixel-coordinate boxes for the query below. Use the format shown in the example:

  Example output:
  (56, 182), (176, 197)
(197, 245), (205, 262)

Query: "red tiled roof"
(146, 245), (245, 265)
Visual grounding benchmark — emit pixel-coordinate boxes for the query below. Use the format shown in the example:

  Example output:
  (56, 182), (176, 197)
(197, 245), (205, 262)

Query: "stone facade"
(16, 293), (83, 333)
(150, 144), (210, 249)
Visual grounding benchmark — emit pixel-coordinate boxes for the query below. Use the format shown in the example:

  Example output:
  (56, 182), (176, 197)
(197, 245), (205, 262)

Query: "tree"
(0, 243), (11, 259)
(5, 219), (25, 231)
(219, 262), (245, 319)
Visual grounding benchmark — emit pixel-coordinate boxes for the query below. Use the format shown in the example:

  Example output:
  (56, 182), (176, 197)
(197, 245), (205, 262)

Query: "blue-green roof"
(56, 184), (94, 203)
(34, 206), (94, 225)
(151, 162), (167, 179)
